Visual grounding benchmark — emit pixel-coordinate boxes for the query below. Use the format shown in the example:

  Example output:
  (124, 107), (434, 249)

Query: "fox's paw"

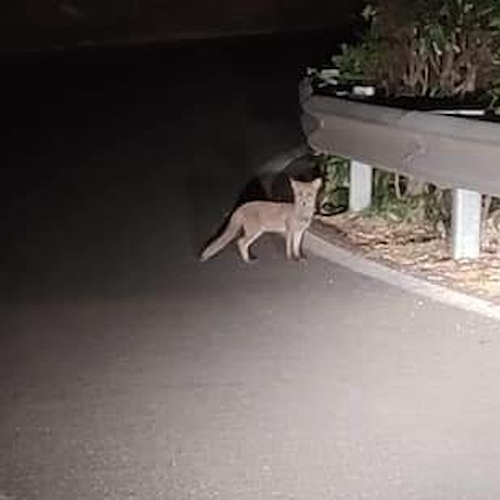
(242, 255), (258, 264)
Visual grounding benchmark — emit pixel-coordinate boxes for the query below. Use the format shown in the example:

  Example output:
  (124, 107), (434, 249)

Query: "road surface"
(1, 36), (500, 500)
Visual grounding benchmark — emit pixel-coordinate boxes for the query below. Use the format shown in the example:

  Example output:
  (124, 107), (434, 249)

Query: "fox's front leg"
(285, 232), (293, 259)
(292, 230), (306, 260)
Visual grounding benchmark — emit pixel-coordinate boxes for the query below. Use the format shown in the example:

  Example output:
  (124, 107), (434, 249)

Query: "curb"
(304, 231), (500, 322)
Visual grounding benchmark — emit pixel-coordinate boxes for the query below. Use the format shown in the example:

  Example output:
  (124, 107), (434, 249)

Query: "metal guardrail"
(299, 79), (500, 258)
(301, 94), (500, 197)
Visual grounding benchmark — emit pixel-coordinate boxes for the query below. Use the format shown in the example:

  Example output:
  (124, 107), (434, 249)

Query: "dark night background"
(2, 0), (363, 52)
(1, 0), (364, 252)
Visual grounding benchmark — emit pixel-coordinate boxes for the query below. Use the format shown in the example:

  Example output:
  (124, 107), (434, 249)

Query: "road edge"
(304, 231), (500, 322)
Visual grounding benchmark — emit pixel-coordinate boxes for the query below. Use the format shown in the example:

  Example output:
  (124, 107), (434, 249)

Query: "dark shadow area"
(1, 30), (338, 304)
(269, 152), (321, 203)
(234, 177), (269, 207)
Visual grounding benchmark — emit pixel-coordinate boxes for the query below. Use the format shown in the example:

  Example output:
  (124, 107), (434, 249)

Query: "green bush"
(319, 154), (451, 230)
(317, 154), (350, 215)
(333, 0), (500, 98)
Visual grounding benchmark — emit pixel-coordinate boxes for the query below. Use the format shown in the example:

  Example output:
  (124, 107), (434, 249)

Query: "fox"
(200, 177), (322, 263)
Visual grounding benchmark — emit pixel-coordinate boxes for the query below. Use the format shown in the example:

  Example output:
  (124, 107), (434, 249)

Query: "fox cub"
(200, 178), (322, 263)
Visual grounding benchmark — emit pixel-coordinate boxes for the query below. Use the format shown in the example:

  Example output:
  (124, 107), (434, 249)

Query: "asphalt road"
(2, 36), (500, 500)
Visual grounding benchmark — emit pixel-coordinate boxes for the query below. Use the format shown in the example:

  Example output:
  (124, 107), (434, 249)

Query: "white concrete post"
(349, 160), (373, 212)
(451, 188), (481, 259)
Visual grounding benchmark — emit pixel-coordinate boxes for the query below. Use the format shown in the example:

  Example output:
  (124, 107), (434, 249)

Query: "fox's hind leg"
(237, 229), (262, 263)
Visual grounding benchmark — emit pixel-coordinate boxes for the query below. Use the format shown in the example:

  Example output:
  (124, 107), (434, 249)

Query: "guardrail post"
(451, 188), (481, 259)
(349, 160), (373, 212)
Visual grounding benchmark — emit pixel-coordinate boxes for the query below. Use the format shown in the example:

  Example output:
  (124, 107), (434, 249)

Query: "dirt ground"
(313, 213), (500, 305)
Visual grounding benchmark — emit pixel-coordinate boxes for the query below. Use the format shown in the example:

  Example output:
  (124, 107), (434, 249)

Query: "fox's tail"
(200, 216), (241, 261)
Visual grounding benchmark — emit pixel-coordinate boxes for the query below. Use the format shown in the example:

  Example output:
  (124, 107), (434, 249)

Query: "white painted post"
(349, 160), (373, 212)
(451, 188), (481, 259)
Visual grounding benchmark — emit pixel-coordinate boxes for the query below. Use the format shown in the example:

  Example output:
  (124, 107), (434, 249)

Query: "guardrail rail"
(299, 78), (500, 259)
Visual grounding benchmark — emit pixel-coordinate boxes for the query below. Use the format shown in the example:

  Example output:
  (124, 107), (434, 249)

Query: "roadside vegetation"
(311, 0), (500, 238)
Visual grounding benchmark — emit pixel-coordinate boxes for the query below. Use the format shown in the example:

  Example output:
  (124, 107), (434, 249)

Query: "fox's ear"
(312, 178), (322, 190)
(289, 178), (299, 189)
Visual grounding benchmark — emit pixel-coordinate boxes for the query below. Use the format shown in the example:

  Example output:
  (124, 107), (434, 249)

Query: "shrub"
(336, 0), (500, 98)
(318, 1), (500, 232)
